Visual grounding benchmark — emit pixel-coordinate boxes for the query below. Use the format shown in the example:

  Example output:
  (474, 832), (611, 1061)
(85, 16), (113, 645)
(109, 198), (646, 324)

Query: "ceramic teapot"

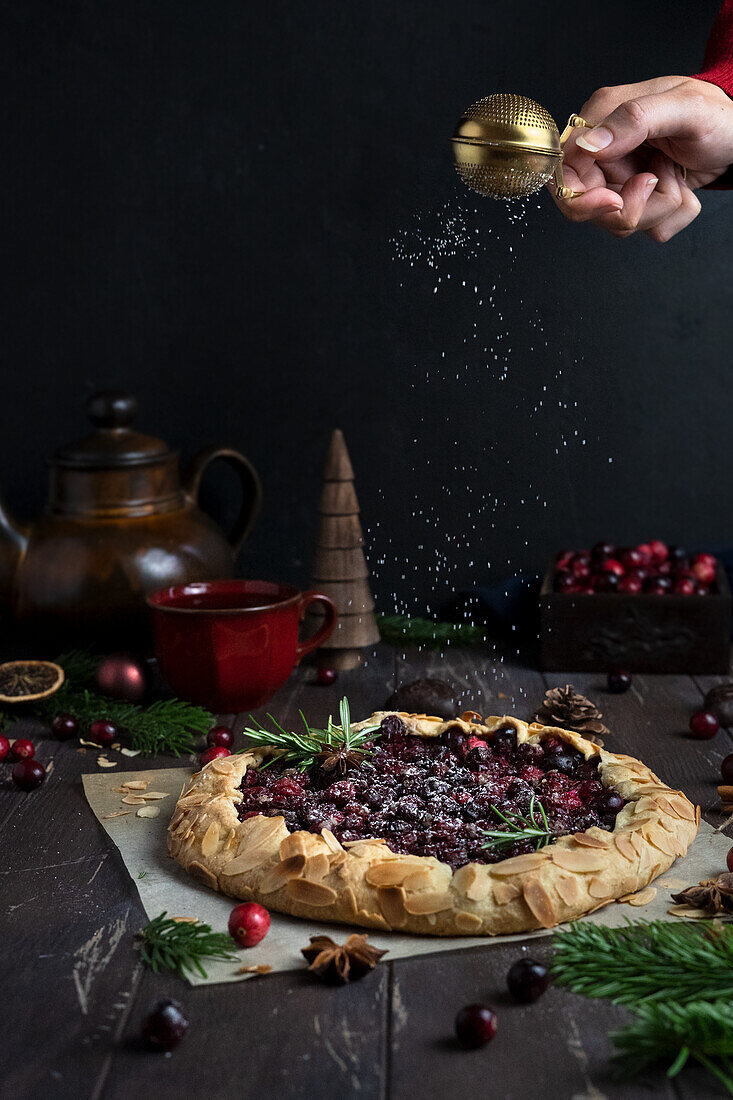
(0, 391), (262, 646)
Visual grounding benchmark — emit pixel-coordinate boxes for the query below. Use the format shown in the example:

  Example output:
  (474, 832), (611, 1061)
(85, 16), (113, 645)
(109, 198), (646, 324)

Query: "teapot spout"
(0, 493), (27, 607)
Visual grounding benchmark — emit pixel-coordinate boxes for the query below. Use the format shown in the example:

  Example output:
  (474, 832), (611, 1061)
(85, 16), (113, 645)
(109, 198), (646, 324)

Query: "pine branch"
(55, 649), (100, 688)
(612, 1001), (733, 1094)
(551, 919), (733, 1005)
(138, 912), (237, 979)
(239, 697), (381, 771)
(480, 795), (552, 853)
(376, 614), (488, 649)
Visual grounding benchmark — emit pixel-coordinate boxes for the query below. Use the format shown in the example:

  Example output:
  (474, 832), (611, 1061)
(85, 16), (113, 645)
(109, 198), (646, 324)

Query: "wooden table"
(2, 644), (731, 1099)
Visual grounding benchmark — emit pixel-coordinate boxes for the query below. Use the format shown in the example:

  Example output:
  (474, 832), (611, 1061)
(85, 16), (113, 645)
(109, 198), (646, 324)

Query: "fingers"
(575, 84), (708, 161)
(645, 184), (701, 242)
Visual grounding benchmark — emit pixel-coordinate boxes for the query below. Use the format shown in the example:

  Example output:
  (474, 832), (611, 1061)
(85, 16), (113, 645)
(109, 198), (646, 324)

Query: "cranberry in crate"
(540, 541), (731, 673)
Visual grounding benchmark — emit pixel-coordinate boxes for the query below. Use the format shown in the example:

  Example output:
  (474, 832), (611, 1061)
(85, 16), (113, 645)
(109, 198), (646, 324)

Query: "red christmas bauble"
(96, 654), (150, 703)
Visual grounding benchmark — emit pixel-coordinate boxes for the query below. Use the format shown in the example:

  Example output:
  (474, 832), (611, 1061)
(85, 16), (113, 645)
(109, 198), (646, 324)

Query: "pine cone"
(534, 684), (609, 741)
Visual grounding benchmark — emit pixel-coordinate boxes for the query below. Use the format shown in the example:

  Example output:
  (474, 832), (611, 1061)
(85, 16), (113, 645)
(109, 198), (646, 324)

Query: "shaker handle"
(186, 446), (263, 555)
(295, 592), (338, 665)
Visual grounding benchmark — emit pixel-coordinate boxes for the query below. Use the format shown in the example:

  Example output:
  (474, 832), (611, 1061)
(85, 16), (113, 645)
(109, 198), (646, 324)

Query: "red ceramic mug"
(147, 580), (338, 712)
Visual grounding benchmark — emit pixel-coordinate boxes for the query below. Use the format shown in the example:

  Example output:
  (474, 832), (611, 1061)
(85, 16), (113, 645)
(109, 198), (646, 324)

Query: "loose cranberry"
(89, 719), (118, 747)
(721, 754), (733, 783)
(618, 575), (643, 594)
(689, 711), (719, 739)
(316, 667), (338, 686)
(649, 540), (668, 563)
(141, 1000), (189, 1051)
(592, 541), (615, 560)
(12, 758), (46, 791)
(207, 725), (233, 749)
(0, 734), (9, 762)
(601, 559), (625, 577)
(555, 569), (575, 592)
(200, 745), (231, 767)
(9, 738), (35, 762)
(695, 551), (717, 568)
(728, 846), (733, 874)
(693, 560), (716, 586)
(620, 548), (644, 571)
(673, 578), (696, 596)
(607, 670), (632, 694)
(455, 1004), (498, 1049)
(507, 958), (550, 1003)
(52, 713), (79, 740)
(228, 901), (270, 947)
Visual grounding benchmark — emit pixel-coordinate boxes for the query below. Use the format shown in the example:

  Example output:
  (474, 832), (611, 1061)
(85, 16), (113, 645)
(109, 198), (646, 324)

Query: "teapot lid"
(53, 391), (172, 469)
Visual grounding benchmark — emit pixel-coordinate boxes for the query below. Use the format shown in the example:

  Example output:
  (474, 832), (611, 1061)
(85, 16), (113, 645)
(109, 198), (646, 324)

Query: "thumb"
(575, 87), (703, 159)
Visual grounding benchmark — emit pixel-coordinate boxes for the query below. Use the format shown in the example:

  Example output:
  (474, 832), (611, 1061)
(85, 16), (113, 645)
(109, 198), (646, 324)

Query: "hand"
(550, 76), (733, 241)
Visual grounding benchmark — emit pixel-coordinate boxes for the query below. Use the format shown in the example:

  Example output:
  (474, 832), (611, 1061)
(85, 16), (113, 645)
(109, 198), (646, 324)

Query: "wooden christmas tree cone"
(307, 430), (380, 670)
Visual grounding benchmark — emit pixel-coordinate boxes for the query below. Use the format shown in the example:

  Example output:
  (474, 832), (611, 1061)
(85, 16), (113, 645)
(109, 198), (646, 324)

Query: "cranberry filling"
(236, 715), (626, 870)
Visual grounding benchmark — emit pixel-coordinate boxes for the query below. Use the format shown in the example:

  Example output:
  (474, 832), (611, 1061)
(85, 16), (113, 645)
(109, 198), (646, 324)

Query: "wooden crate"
(539, 563), (731, 673)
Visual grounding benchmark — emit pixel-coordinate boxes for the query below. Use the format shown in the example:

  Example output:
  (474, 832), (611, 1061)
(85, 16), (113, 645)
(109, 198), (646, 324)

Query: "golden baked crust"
(167, 712), (699, 936)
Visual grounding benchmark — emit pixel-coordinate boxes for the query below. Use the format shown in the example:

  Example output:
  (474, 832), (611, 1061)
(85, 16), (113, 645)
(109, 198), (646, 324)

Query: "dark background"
(1, 0), (730, 618)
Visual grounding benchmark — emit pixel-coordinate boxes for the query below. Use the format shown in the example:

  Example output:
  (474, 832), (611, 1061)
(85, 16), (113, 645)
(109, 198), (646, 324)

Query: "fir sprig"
(376, 614), (488, 649)
(240, 696), (381, 772)
(612, 1001), (733, 1094)
(551, 919), (733, 1005)
(479, 794), (552, 853)
(56, 649), (100, 687)
(138, 912), (237, 979)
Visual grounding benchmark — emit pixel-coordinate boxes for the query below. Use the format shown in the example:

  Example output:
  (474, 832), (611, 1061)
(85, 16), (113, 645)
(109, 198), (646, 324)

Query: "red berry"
(141, 1000), (189, 1051)
(89, 719), (118, 747)
(506, 958), (550, 1003)
(721, 754), (733, 784)
(316, 667), (338, 686)
(695, 552), (717, 568)
(594, 572), (620, 592)
(636, 543), (653, 562)
(592, 541), (615, 560)
(618, 575), (643, 594)
(207, 725), (233, 749)
(673, 578), (696, 596)
(0, 734), (9, 762)
(228, 902), (270, 947)
(12, 758), (46, 791)
(555, 550), (574, 569)
(649, 540), (668, 563)
(455, 1004), (498, 1049)
(52, 713), (79, 740)
(608, 670), (632, 694)
(601, 558), (625, 577)
(728, 847), (733, 874)
(9, 738), (35, 762)
(576, 585), (595, 595)
(620, 548), (644, 570)
(199, 745), (231, 767)
(693, 560), (716, 586)
(571, 560), (591, 581)
(689, 711), (719, 739)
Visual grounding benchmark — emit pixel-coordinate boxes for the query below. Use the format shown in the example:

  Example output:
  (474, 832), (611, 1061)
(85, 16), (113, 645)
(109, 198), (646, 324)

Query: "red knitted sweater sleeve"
(691, 0), (733, 186)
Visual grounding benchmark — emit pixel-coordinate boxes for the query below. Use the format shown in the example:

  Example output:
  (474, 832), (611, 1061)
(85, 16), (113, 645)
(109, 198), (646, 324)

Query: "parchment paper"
(83, 767), (730, 985)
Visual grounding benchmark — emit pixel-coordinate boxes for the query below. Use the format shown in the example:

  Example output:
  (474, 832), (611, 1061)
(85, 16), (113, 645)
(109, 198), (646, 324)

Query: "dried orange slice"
(0, 660), (65, 704)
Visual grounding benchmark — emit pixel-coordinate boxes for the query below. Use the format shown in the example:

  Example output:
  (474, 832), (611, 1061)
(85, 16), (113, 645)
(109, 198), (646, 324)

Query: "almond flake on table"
(136, 805), (160, 818)
(141, 791), (169, 800)
(103, 810), (132, 819)
(111, 742), (121, 751)
(624, 886), (657, 907)
(123, 780), (149, 790)
(45, 759), (54, 777)
(171, 917), (198, 924)
(97, 756), (117, 768)
(121, 794), (147, 805)
(79, 739), (100, 748)
(667, 904), (709, 919)
(120, 748), (141, 757)
(236, 964), (272, 975)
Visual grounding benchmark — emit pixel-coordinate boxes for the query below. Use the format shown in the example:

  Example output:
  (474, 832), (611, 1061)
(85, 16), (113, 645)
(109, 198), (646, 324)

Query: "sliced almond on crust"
(210, 757), (238, 774)
(645, 827), (678, 858)
(403, 890), (452, 915)
(201, 821), (221, 857)
(455, 910), (483, 932)
(555, 874), (582, 906)
(286, 879), (337, 907)
(302, 853), (331, 882)
(377, 885), (408, 928)
(572, 830), (611, 848)
(221, 848), (275, 877)
(492, 880), (521, 906)
(522, 878), (556, 928)
(320, 828), (344, 855)
(366, 860), (422, 887)
(187, 860), (219, 891)
(588, 875), (614, 899)
(279, 832), (310, 860)
(551, 849), (606, 873)
(613, 832), (637, 861)
(402, 866), (434, 891)
(244, 815), (286, 847)
(490, 852), (549, 876)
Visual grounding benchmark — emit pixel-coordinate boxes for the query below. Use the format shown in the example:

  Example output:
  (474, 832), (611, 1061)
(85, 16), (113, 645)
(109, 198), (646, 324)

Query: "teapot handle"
(186, 446), (263, 555)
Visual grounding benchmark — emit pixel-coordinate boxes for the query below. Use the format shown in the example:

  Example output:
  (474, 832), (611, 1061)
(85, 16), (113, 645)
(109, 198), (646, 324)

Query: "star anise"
(301, 933), (387, 983)
(313, 742), (370, 774)
(671, 872), (733, 914)
(534, 684), (609, 743)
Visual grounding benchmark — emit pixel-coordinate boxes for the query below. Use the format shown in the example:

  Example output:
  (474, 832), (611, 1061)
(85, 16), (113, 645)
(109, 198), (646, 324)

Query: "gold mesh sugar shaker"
(451, 93), (590, 200)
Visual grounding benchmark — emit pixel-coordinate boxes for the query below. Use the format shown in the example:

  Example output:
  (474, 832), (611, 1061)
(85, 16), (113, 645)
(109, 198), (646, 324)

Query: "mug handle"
(295, 592), (338, 664)
(186, 445), (263, 555)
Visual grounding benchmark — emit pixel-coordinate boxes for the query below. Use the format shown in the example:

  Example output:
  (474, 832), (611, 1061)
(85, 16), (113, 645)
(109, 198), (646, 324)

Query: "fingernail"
(645, 176), (659, 195)
(600, 204), (622, 215)
(576, 126), (613, 153)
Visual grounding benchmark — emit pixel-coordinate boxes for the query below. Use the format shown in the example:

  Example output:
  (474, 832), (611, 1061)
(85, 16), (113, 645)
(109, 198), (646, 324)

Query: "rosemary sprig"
(551, 919), (733, 1005)
(612, 1001), (733, 1094)
(138, 912), (237, 979)
(376, 613), (488, 649)
(479, 794), (552, 853)
(240, 696), (381, 772)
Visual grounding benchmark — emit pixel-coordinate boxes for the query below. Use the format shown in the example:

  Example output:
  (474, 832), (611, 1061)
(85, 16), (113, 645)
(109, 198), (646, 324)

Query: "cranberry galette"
(168, 712), (699, 935)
